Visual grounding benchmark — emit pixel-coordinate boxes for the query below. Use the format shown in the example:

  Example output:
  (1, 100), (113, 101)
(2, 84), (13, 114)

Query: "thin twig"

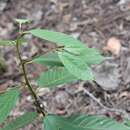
(80, 81), (130, 119)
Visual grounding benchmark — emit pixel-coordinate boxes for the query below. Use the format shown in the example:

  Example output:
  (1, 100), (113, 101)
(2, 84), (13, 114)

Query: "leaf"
(43, 114), (130, 130)
(29, 29), (86, 47)
(37, 67), (77, 87)
(0, 88), (20, 124)
(29, 29), (104, 65)
(33, 52), (63, 67)
(43, 114), (85, 130)
(64, 43), (89, 56)
(58, 51), (94, 80)
(64, 47), (104, 65)
(80, 48), (105, 65)
(0, 40), (15, 46)
(124, 120), (130, 127)
(0, 112), (38, 130)
(15, 19), (32, 24)
(68, 114), (130, 130)
(104, 37), (121, 56)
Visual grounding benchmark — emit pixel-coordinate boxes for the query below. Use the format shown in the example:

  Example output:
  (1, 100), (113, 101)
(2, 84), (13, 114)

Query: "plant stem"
(23, 45), (65, 65)
(16, 38), (46, 117)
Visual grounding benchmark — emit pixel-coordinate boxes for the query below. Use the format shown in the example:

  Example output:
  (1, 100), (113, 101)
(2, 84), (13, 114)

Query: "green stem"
(24, 45), (65, 65)
(16, 38), (46, 117)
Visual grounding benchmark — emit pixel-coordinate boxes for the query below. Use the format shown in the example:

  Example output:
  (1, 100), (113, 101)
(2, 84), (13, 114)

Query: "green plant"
(0, 19), (129, 130)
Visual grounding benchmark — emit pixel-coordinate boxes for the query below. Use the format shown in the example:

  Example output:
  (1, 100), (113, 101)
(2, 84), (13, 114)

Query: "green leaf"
(0, 40), (15, 46)
(29, 29), (104, 65)
(68, 114), (130, 130)
(64, 46), (104, 65)
(37, 67), (77, 87)
(58, 51), (94, 80)
(33, 52), (63, 67)
(124, 120), (130, 127)
(80, 48), (105, 65)
(0, 88), (20, 124)
(43, 114), (85, 130)
(0, 112), (38, 130)
(29, 29), (86, 47)
(15, 19), (31, 24)
(64, 43), (89, 56)
(43, 114), (130, 130)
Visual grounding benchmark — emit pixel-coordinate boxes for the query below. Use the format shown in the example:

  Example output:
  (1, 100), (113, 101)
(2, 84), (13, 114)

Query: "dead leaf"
(103, 37), (121, 56)
(63, 14), (71, 24)
(93, 61), (121, 91)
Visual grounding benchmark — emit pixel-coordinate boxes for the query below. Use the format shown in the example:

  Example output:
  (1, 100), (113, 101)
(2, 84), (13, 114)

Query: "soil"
(0, 0), (130, 129)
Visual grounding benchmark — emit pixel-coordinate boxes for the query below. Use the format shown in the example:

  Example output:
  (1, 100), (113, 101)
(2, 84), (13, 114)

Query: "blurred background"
(0, 0), (130, 129)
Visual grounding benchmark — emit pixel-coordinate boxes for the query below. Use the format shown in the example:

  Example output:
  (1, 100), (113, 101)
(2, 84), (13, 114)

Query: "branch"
(16, 38), (46, 117)
(80, 81), (130, 119)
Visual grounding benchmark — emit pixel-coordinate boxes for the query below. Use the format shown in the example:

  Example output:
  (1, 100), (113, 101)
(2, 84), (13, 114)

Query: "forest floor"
(0, 0), (130, 129)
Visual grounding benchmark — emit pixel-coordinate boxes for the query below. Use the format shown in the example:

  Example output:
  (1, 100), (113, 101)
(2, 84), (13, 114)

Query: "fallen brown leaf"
(63, 14), (71, 24)
(103, 37), (121, 56)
